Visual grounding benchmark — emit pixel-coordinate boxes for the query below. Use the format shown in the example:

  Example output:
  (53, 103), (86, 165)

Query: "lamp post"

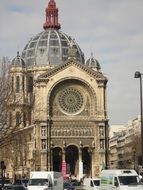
(50, 141), (54, 171)
(1, 161), (6, 188)
(105, 121), (109, 169)
(134, 71), (143, 168)
(132, 147), (136, 170)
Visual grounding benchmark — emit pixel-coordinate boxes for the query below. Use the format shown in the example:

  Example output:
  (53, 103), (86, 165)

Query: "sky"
(0, 0), (143, 125)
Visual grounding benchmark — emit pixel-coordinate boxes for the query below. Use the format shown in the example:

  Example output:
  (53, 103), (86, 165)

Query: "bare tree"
(0, 57), (22, 147)
(0, 132), (30, 181)
(122, 133), (141, 169)
(0, 57), (11, 143)
(130, 134), (141, 167)
(0, 56), (35, 180)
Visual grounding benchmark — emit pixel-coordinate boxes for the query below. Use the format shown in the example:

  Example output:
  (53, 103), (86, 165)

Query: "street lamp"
(1, 161), (6, 188)
(132, 147), (136, 170)
(134, 71), (143, 168)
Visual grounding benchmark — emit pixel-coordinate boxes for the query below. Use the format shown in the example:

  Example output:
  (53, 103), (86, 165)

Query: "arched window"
(16, 112), (21, 126)
(28, 76), (33, 93)
(9, 112), (12, 126)
(16, 76), (20, 93)
(23, 112), (26, 127)
(28, 134), (32, 141)
(28, 111), (31, 125)
(22, 76), (25, 92)
(11, 76), (14, 92)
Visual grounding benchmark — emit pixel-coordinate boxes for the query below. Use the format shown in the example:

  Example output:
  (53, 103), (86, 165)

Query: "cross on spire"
(43, 0), (61, 30)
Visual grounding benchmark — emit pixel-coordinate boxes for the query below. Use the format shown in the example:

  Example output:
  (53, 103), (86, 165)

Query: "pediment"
(36, 58), (107, 83)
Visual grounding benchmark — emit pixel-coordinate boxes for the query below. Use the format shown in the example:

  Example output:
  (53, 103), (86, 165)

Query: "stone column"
(62, 141), (67, 180)
(47, 121), (51, 171)
(78, 141), (83, 180)
(89, 141), (95, 177)
(50, 142), (54, 171)
(47, 148), (51, 171)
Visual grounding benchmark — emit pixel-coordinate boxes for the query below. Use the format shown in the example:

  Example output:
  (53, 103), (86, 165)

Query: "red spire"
(43, 0), (61, 30)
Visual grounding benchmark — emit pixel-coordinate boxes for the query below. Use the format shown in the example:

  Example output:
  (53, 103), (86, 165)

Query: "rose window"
(57, 87), (84, 114)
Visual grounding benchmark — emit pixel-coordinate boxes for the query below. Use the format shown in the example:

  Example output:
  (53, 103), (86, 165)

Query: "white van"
(83, 178), (100, 190)
(100, 169), (143, 190)
(27, 171), (63, 190)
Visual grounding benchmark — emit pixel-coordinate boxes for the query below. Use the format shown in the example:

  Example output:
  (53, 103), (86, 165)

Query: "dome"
(12, 51), (25, 67)
(86, 53), (101, 71)
(21, 30), (84, 67)
(21, 0), (84, 67)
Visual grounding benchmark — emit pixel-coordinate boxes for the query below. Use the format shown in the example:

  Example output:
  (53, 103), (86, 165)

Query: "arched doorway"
(52, 147), (62, 172)
(82, 147), (91, 177)
(65, 145), (78, 176)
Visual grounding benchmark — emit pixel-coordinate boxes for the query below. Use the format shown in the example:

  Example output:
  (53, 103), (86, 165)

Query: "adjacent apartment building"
(109, 115), (142, 172)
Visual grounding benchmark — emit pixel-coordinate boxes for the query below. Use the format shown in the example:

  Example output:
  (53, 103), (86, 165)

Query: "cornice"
(36, 59), (108, 83)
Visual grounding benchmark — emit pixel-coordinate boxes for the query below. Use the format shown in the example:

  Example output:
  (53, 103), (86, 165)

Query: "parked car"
(64, 181), (75, 190)
(13, 185), (27, 190)
(3, 185), (15, 190)
(83, 178), (100, 190)
(0, 178), (12, 190)
(13, 179), (29, 190)
(70, 179), (81, 187)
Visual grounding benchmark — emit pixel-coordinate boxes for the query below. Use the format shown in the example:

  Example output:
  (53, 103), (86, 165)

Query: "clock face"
(56, 86), (85, 114)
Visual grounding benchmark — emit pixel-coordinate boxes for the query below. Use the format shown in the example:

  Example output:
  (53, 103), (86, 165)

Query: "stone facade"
(1, 57), (108, 180)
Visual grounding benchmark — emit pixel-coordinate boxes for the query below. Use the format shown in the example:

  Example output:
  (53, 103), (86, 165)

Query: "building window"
(41, 140), (47, 149)
(57, 86), (84, 114)
(9, 112), (12, 126)
(16, 112), (21, 126)
(28, 134), (32, 141)
(28, 76), (33, 93)
(19, 152), (23, 166)
(22, 76), (25, 92)
(28, 111), (31, 125)
(23, 112), (26, 127)
(41, 126), (47, 137)
(16, 76), (20, 93)
(11, 76), (14, 92)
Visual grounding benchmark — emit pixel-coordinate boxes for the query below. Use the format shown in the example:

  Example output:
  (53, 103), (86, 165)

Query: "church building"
(3, 0), (108, 180)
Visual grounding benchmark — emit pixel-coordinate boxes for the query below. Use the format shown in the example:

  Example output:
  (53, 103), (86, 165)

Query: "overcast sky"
(0, 0), (143, 125)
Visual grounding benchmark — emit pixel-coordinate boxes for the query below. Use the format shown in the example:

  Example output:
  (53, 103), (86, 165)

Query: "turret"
(43, 0), (61, 30)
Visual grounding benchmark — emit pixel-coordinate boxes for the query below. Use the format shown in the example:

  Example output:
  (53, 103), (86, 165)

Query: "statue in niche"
(85, 130), (88, 136)
(100, 140), (104, 149)
(68, 38), (78, 59)
(51, 130), (54, 136)
(72, 129), (75, 136)
(80, 128), (83, 136)
(99, 126), (104, 136)
(58, 130), (61, 136)
(67, 128), (71, 136)
(55, 130), (57, 136)
(70, 129), (73, 136)
(78, 129), (81, 136)
(83, 129), (86, 136)
(63, 129), (67, 136)
(89, 129), (92, 136)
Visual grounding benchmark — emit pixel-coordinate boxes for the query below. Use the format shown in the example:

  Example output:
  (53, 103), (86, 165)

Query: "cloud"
(0, 0), (143, 125)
